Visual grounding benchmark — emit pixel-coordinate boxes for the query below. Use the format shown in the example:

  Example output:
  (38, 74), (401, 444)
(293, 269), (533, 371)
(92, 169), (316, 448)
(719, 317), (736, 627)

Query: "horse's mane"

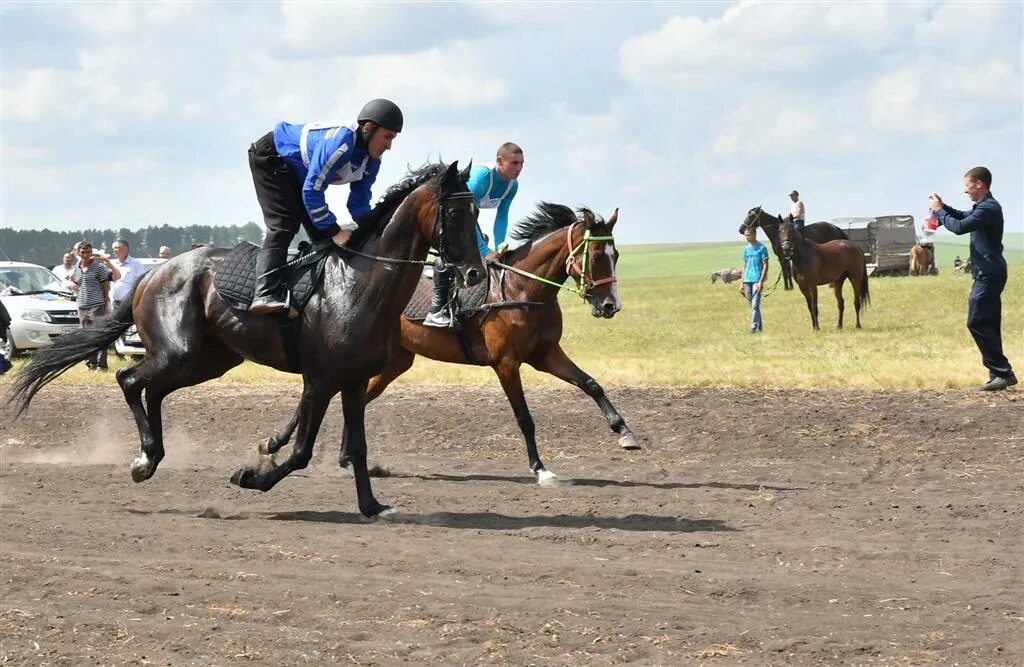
(501, 203), (601, 263)
(348, 162), (448, 249)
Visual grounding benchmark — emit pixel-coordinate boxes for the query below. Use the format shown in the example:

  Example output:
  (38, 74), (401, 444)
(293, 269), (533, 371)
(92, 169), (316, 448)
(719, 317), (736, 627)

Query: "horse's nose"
(602, 300), (619, 316)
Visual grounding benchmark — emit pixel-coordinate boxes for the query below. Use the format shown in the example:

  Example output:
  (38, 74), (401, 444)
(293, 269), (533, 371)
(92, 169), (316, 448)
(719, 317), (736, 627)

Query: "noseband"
(565, 222), (616, 298)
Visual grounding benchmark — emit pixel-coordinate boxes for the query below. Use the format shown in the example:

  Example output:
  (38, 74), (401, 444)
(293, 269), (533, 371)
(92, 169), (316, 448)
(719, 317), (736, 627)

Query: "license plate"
(61, 326), (79, 334)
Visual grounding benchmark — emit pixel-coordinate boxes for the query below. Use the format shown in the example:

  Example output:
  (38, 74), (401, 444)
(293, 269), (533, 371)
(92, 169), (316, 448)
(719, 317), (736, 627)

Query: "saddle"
(213, 242), (330, 314)
(403, 268), (491, 322)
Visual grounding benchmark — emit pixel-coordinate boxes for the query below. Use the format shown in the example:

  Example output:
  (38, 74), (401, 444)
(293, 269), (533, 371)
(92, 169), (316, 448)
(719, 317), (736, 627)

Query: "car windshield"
(0, 266), (64, 293)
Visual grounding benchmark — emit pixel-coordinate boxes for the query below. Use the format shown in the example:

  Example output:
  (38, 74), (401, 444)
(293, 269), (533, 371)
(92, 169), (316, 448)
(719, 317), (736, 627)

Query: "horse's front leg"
(493, 359), (556, 484)
(231, 380), (334, 492)
(259, 408), (299, 455)
(340, 384), (392, 517)
(530, 344), (640, 451)
(801, 286), (818, 331)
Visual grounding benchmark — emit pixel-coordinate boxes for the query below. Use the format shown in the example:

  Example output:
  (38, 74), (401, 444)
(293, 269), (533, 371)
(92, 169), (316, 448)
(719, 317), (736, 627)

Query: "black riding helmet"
(357, 98), (403, 133)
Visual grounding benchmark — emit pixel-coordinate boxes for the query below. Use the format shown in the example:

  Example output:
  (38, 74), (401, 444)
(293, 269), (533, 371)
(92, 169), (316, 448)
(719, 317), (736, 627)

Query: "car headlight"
(21, 310), (53, 323)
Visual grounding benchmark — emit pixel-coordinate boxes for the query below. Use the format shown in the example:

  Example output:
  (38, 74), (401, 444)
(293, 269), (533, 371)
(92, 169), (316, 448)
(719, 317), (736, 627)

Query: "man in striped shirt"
(69, 241), (119, 370)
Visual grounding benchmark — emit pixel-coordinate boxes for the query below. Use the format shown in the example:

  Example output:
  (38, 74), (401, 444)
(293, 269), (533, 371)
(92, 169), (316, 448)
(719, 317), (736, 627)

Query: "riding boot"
(249, 248), (290, 316)
(423, 259), (454, 328)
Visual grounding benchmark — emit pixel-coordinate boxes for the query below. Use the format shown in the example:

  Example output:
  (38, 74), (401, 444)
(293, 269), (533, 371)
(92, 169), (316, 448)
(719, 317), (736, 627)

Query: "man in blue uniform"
(929, 166), (1016, 391)
(248, 99), (404, 315)
(424, 142), (523, 327)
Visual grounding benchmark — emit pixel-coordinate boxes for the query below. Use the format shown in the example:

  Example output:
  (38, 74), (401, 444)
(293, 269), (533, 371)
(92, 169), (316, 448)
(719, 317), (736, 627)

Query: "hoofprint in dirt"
(1, 383), (1020, 666)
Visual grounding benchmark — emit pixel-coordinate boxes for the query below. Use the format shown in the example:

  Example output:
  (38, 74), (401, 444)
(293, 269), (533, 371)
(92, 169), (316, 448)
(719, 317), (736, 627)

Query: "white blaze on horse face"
(604, 244), (622, 309)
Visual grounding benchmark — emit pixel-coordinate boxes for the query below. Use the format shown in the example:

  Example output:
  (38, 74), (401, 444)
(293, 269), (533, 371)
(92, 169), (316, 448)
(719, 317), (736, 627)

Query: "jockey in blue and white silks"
(425, 142), (524, 328)
(248, 99), (403, 316)
(272, 121), (380, 235)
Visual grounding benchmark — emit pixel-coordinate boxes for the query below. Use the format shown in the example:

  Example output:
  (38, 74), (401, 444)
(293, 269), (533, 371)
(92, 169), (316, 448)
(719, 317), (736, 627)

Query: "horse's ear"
(607, 207), (619, 230)
(459, 159), (473, 183)
(580, 208), (596, 228)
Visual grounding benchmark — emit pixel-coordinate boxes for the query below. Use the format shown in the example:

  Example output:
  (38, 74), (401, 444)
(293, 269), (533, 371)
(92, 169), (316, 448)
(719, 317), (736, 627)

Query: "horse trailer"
(832, 214), (917, 276)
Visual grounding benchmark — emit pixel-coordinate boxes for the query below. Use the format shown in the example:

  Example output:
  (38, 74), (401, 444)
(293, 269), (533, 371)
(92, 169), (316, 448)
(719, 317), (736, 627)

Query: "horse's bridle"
(565, 221), (616, 298)
(432, 191), (475, 269)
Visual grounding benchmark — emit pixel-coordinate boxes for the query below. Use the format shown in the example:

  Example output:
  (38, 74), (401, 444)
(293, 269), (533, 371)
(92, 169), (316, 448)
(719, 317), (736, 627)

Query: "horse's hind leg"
(232, 379), (334, 493)
(530, 344), (640, 451)
(118, 341), (243, 482)
(494, 359), (555, 483)
(833, 276), (847, 329)
(260, 410), (299, 455)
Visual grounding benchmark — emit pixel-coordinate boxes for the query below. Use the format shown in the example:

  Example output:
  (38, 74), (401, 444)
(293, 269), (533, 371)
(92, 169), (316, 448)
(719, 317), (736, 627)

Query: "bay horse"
(739, 206), (849, 290)
(261, 203), (635, 484)
(11, 161), (485, 518)
(909, 244), (933, 276)
(778, 222), (869, 331)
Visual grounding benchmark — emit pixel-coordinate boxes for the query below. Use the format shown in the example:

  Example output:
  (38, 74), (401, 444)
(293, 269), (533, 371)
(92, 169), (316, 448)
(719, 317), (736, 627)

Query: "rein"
(490, 222), (616, 299)
(335, 191), (477, 268)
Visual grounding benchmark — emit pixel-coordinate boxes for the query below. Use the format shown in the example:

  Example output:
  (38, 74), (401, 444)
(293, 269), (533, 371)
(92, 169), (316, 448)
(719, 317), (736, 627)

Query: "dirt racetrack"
(1, 383), (1021, 666)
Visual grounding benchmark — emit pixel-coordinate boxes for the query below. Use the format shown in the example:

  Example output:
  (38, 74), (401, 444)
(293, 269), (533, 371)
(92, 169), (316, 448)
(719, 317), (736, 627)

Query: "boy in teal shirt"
(742, 227), (769, 333)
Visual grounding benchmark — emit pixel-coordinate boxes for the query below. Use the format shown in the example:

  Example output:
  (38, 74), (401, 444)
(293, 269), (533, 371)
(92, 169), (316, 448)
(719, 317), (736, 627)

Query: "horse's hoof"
(360, 502), (392, 518)
(536, 469), (560, 486)
(230, 468), (257, 489)
(338, 455), (351, 469)
(618, 434), (642, 450)
(258, 437), (277, 456)
(130, 455), (154, 483)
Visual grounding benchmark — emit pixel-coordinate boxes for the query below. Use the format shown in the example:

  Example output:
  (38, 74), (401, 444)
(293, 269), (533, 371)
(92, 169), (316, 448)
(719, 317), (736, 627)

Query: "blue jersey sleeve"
(347, 158), (379, 222)
(302, 129), (356, 231)
(492, 180), (518, 250)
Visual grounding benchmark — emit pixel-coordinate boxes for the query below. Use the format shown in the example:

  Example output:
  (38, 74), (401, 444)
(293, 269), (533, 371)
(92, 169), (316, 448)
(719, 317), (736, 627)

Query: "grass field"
(4, 234), (1021, 390)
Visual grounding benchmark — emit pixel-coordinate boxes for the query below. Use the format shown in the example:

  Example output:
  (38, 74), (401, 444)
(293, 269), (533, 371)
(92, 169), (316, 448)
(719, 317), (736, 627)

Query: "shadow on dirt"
(262, 510), (736, 533)
(394, 472), (802, 492)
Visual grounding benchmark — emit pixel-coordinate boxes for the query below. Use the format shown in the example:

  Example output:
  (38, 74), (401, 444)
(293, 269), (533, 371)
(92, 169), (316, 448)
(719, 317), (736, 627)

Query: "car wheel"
(1, 330), (21, 358)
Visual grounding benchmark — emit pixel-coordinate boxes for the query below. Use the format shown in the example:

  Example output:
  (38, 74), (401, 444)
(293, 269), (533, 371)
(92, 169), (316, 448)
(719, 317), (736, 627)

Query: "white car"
(0, 261), (80, 357)
(113, 257), (165, 358)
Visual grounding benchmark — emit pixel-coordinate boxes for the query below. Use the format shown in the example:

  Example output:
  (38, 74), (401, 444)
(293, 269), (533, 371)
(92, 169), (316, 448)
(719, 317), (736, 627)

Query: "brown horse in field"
(909, 244), (933, 276)
(262, 203), (636, 483)
(779, 222), (869, 331)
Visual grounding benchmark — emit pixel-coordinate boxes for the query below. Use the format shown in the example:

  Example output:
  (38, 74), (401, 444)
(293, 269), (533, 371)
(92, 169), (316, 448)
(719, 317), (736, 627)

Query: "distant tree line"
(0, 223), (266, 266)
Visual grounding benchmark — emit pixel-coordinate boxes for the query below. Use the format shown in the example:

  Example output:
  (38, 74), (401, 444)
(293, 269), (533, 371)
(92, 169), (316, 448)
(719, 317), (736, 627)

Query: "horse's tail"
(9, 290), (136, 416)
(860, 263), (870, 308)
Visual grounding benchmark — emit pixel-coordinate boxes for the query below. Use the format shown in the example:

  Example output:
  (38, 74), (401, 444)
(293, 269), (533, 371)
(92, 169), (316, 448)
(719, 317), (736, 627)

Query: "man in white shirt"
(110, 239), (147, 309)
(52, 252), (76, 282)
(787, 190), (805, 228)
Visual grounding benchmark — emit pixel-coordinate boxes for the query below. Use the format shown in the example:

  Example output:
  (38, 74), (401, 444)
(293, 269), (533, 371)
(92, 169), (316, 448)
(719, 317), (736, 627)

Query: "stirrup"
(249, 290), (292, 316)
(423, 310), (452, 328)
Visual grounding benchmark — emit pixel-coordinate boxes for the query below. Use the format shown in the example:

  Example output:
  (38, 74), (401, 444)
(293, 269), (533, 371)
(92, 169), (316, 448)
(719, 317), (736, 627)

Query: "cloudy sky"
(2, 1), (1021, 245)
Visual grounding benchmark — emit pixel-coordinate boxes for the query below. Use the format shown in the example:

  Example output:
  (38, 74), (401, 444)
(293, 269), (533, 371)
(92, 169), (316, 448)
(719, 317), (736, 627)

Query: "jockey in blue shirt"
(248, 99), (403, 315)
(424, 142), (523, 327)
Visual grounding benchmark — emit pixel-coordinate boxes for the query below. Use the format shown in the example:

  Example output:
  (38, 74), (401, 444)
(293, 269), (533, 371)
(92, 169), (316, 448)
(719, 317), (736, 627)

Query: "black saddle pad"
(213, 242), (326, 313)
(403, 268), (491, 321)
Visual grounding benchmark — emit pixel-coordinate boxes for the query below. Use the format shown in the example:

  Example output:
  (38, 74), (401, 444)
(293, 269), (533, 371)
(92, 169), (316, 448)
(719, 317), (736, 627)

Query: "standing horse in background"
(778, 222), (869, 331)
(262, 203), (637, 484)
(739, 206), (849, 290)
(11, 162), (485, 518)
(909, 244), (933, 276)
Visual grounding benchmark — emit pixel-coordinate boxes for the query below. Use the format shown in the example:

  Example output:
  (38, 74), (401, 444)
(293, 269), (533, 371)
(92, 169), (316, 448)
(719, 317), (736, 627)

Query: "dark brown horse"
(261, 203), (636, 484)
(739, 206), (849, 290)
(11, 162), (485, 518)
(778, 222), (869, 331)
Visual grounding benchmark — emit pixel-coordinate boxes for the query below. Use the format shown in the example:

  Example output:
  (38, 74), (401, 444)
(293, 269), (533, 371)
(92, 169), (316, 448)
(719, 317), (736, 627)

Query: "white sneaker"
(423, 311), (451, 328)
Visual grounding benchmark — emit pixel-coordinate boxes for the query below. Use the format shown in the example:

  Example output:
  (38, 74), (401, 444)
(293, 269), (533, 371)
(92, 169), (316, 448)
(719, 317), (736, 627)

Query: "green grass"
(4, 240), (1021, 391)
